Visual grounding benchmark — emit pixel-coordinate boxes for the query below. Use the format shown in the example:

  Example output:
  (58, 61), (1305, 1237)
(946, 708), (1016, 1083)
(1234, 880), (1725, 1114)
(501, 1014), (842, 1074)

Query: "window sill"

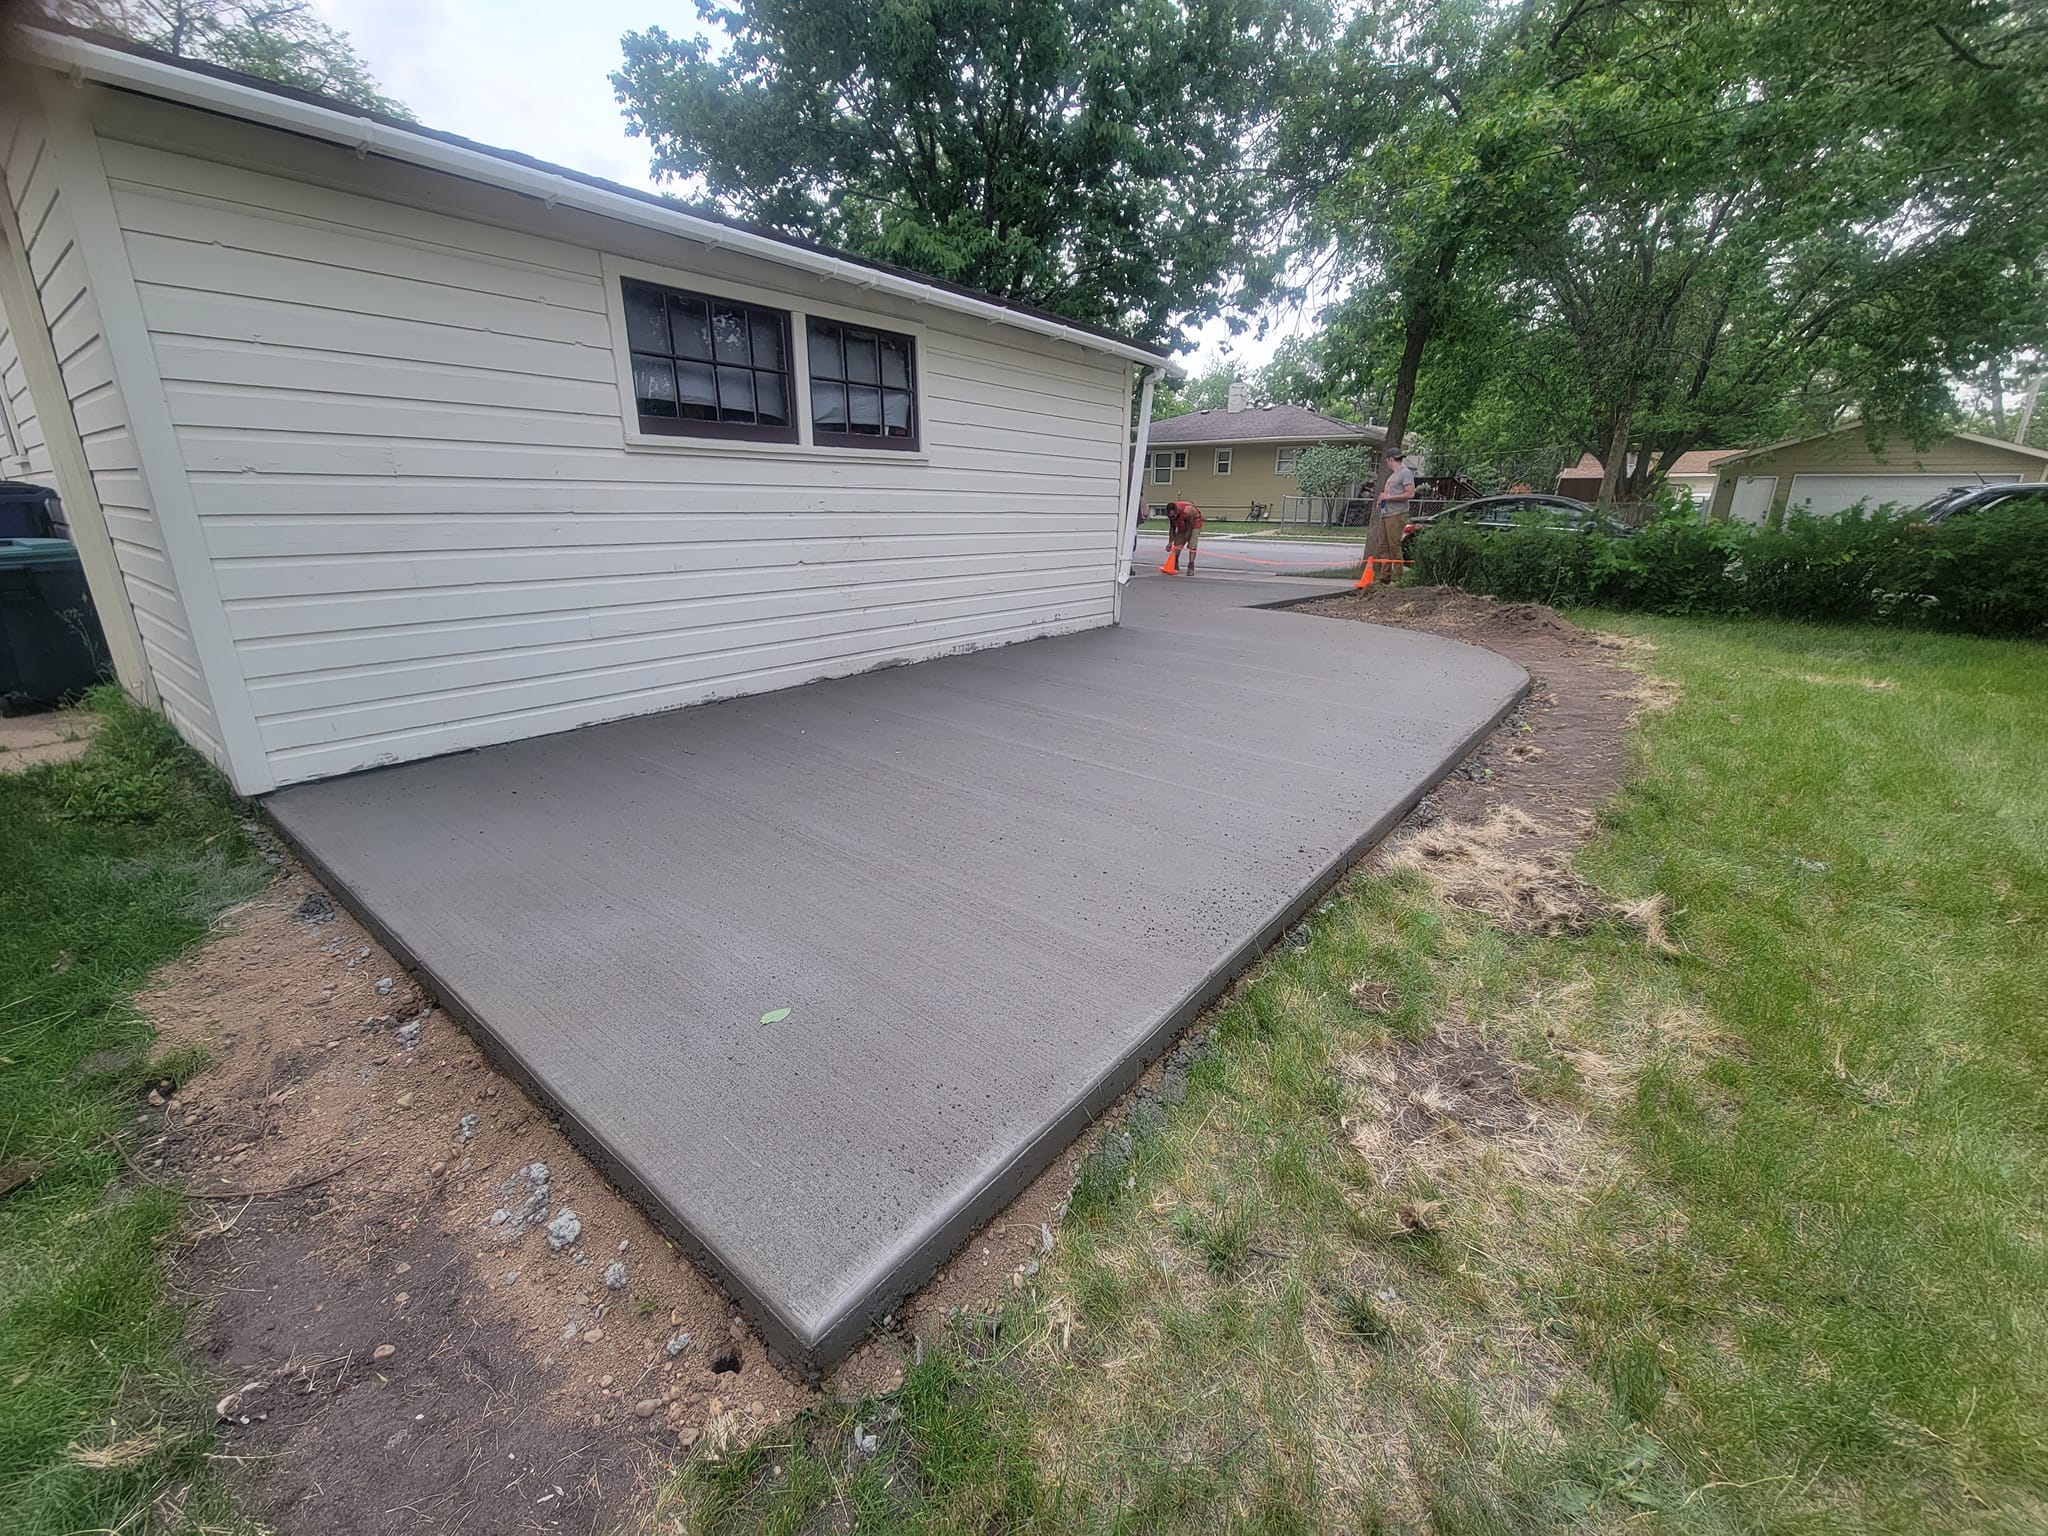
(621, 429), (930, 465)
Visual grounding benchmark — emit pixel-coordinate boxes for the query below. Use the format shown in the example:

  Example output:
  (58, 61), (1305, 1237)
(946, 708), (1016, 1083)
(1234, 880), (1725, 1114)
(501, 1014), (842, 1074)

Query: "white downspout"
(1118, 366), (1158, 589)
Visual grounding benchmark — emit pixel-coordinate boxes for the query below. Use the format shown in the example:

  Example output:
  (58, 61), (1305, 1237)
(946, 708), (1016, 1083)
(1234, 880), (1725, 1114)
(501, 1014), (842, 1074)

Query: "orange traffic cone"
(1159, 549), (1179, 574)
(1354, 556), (1376, 589)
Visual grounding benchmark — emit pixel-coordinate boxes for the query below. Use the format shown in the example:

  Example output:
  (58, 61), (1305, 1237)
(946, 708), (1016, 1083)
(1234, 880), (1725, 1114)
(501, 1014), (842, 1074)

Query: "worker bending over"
(1160, 499), (1204, 575)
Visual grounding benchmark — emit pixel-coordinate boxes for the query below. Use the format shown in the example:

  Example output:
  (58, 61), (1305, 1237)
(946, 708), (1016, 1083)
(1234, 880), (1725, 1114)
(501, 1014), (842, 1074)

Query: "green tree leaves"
(59, 0), (410, 116)
(612, 0), (1328, 345)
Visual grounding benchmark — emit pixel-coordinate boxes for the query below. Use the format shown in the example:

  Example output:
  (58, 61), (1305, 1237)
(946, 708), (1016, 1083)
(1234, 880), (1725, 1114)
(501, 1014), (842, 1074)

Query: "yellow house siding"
(1143, 440), (1323, 519)
(1709, 432), (2048, 519)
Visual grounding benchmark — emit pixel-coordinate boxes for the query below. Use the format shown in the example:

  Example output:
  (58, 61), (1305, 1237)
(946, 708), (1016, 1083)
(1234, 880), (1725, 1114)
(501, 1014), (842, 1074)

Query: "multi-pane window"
(1149, 449), (1187, 484)
(1276, 446), (1304, 474)
(622, 278), (796, 443)
(1215, 448), (1232, 475)
(807, 319), (918, 449)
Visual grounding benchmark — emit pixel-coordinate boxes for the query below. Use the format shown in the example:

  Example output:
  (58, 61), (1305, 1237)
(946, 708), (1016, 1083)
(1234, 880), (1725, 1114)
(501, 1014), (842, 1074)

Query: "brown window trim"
(806, 317), (920, 451)
(622, 277), (799, 445)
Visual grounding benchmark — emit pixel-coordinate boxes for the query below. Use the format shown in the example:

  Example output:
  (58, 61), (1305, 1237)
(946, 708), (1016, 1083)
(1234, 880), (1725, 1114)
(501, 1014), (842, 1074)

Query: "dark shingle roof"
(1146, 405), (1383, 445)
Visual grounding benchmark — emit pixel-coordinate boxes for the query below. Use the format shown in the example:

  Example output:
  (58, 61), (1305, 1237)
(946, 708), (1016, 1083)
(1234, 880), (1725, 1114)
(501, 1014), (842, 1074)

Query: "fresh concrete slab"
(266, 573), (1527, 1370)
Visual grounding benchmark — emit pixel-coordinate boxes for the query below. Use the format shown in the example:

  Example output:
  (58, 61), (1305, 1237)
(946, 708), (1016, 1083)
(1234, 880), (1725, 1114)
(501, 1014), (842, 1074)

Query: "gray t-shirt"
(1381, 463), (1417, 504)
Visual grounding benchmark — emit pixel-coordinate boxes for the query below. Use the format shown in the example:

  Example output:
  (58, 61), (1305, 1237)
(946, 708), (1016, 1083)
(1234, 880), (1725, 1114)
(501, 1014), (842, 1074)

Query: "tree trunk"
(1367, 240), (1460, 556)
(1595, 400), (1634, 510)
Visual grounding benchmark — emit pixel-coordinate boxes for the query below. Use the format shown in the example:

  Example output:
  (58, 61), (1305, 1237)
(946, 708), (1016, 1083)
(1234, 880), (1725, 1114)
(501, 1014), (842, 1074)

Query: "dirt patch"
(1295, 583), (1670, 895)
(1378, 1034), (1532, 1144)
(140, 869), (907, 1536)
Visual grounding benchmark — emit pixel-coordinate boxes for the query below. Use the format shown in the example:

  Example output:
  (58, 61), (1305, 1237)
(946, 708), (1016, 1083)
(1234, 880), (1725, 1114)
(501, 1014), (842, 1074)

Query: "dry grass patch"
(1385, 806), (1681, 955)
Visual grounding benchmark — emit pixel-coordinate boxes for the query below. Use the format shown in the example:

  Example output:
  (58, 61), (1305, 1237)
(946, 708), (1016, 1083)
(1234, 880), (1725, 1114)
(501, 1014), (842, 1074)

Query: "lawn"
(674, 615), (2048, 1534)
(0, 695), (268, 1536)
(5, 623), (2044, 1535)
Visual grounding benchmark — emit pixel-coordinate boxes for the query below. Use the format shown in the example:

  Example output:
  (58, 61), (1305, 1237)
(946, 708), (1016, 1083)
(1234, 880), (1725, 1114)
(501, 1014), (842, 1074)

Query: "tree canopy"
(59, 0), (409, 115)
(1277, 0), (2048, 501)
(612, 0), (1325, 346)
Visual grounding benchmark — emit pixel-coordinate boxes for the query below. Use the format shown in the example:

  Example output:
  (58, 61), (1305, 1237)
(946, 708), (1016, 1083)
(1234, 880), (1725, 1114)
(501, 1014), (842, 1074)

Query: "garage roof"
(25, 24), (1179, 373)
(1718, 423), (2048, 466)
(1147, 404), (1383, 445)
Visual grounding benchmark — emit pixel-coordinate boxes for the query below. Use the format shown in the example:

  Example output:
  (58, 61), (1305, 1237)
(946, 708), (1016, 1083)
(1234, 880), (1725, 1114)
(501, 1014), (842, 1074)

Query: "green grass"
(0, 691), (269, 1535)
(665, 616), (2048, 1534)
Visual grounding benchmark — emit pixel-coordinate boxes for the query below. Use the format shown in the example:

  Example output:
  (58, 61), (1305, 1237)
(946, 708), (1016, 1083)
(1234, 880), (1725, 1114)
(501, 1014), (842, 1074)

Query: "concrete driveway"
(266, 572), (1526, 1370)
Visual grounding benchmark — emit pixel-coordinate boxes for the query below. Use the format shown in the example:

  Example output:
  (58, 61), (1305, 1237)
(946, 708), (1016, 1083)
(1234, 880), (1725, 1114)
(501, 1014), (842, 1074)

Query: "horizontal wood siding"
(1, 104), (223, 759)
(97, 126), (1129, 785)
(1, 317), (60, 496)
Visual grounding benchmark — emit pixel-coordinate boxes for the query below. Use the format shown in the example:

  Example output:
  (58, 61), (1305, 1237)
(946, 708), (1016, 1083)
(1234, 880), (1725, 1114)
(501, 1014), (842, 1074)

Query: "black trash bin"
(0, 537), (110, 713)
(0, 481), (62, 539)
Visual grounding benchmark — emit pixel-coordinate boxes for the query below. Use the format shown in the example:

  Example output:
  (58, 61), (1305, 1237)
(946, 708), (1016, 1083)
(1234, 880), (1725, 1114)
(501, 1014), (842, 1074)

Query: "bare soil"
(1294, 584), (1654, 847)
(142, 876), (905, 1536)
(133, 583), (1653, 1535)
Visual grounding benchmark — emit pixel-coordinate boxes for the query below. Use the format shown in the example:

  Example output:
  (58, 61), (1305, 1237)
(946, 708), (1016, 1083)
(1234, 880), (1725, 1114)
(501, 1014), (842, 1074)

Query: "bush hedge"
(1406, 504), (2048, 637)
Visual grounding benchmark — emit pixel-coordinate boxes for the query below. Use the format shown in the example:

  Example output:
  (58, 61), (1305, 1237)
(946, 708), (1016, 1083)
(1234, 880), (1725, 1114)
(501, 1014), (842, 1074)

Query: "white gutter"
(1118, 366), (1159, 585)
(30, 29), (1181, 376)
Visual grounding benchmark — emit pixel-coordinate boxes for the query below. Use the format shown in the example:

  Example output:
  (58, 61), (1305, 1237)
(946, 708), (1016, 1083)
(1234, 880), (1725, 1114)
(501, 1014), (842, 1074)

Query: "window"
(807, 318), (918, 449)
(1152, 454), (1172, 485)
(1215, 448), (1232, 475)
(622, 278), (796, 443)
(1276, 446), (1303, 474)
(1174, 450), (1188, 469)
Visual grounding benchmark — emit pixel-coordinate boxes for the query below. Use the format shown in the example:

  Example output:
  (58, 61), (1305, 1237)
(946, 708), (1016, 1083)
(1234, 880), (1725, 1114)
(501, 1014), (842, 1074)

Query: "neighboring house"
(1144, 383), (1382, 518)
(1556, 448), (1738, 508)
(1, 310), (68, 534)
(0, 28), (1173, 796)
(1707, 425), (2048, 523)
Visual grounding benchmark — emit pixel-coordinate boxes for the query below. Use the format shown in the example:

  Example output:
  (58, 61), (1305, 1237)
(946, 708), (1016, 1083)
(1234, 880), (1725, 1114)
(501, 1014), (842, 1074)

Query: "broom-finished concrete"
(266, 574), (1526, 1370)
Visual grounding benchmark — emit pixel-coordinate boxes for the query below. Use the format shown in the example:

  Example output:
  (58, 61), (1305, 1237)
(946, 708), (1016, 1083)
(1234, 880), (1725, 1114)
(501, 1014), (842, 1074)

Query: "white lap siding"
(91, 106), (1129, 787)
(1, 104), (224, 762)
(1, 319), (58, 491)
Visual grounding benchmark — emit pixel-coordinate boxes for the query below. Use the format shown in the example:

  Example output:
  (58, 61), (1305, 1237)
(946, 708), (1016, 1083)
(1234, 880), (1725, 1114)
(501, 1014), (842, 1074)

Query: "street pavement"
(1132, 528), (1369, 575)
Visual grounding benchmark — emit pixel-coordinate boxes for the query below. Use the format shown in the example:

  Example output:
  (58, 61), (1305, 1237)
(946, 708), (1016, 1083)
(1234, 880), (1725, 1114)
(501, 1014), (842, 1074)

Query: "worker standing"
(1159, 499), (1204, 575)
(1375, 451), (1416, 561)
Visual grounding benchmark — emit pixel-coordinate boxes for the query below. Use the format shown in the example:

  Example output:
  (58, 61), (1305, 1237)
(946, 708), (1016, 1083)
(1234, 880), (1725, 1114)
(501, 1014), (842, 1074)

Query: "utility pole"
(2017, 372), (2043, 447)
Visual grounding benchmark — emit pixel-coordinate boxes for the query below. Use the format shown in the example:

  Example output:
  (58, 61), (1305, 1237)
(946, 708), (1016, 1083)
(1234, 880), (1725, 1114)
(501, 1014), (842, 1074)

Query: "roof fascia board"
(31, 29), (1179, 375)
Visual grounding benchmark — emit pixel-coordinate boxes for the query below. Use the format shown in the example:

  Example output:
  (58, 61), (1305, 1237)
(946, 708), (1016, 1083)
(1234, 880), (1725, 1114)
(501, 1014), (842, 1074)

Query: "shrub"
(1593, 515), (1747, 616)
(1405, 503), (2047, 638)
(1737, 508), (1926, 625)
(1408, 516), (1489, 589)
(1910, 502), (2048, 637)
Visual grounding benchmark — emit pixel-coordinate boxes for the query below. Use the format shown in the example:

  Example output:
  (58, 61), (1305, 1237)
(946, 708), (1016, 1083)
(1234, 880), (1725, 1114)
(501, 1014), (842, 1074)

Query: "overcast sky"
(306, 0), (1286, 371)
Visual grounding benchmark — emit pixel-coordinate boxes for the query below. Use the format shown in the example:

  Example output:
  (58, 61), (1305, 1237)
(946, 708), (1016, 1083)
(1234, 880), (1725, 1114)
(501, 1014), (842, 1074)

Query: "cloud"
(307, 0), (703, 191)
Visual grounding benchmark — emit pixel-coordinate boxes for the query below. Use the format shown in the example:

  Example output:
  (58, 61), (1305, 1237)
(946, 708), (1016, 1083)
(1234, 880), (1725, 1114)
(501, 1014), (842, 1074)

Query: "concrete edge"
(259, 812), (819, 1372)
(265, 647), (1532, 1378)
(801, 656), (1532, 1365)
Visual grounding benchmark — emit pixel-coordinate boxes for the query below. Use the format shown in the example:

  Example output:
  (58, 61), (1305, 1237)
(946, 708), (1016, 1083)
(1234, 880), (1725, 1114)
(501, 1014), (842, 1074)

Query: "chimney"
(1226, 377), (1247, 414)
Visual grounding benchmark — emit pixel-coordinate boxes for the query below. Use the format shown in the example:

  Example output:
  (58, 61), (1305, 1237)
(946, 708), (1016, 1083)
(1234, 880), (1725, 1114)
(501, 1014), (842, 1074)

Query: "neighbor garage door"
(1787, 473), (2021, 517)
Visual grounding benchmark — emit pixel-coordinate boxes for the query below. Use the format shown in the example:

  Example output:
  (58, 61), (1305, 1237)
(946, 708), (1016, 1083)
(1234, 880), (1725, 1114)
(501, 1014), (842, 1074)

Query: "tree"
(1291, 441), (1369, 498)
(612, 0), (1326, 345)
(1285, 1), (2048, 509)
(1151, 363), (1241, 420)
(1277, 3), (1540, 445)
(1495, 0), (2048, 504)
(59, 0), (409, 115)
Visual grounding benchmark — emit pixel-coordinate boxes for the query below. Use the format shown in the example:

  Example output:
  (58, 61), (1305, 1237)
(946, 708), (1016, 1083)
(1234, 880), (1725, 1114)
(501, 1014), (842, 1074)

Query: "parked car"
(1907, 482), (2048, 524)
(1402, 493), (1612, 552)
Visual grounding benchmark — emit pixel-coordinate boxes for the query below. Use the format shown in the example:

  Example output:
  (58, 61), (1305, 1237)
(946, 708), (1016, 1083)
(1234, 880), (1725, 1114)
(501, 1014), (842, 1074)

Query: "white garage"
(1786, 472), (2021, 518)
(0, 28), (1172, 796)
(1709, 425), (2048, 524)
